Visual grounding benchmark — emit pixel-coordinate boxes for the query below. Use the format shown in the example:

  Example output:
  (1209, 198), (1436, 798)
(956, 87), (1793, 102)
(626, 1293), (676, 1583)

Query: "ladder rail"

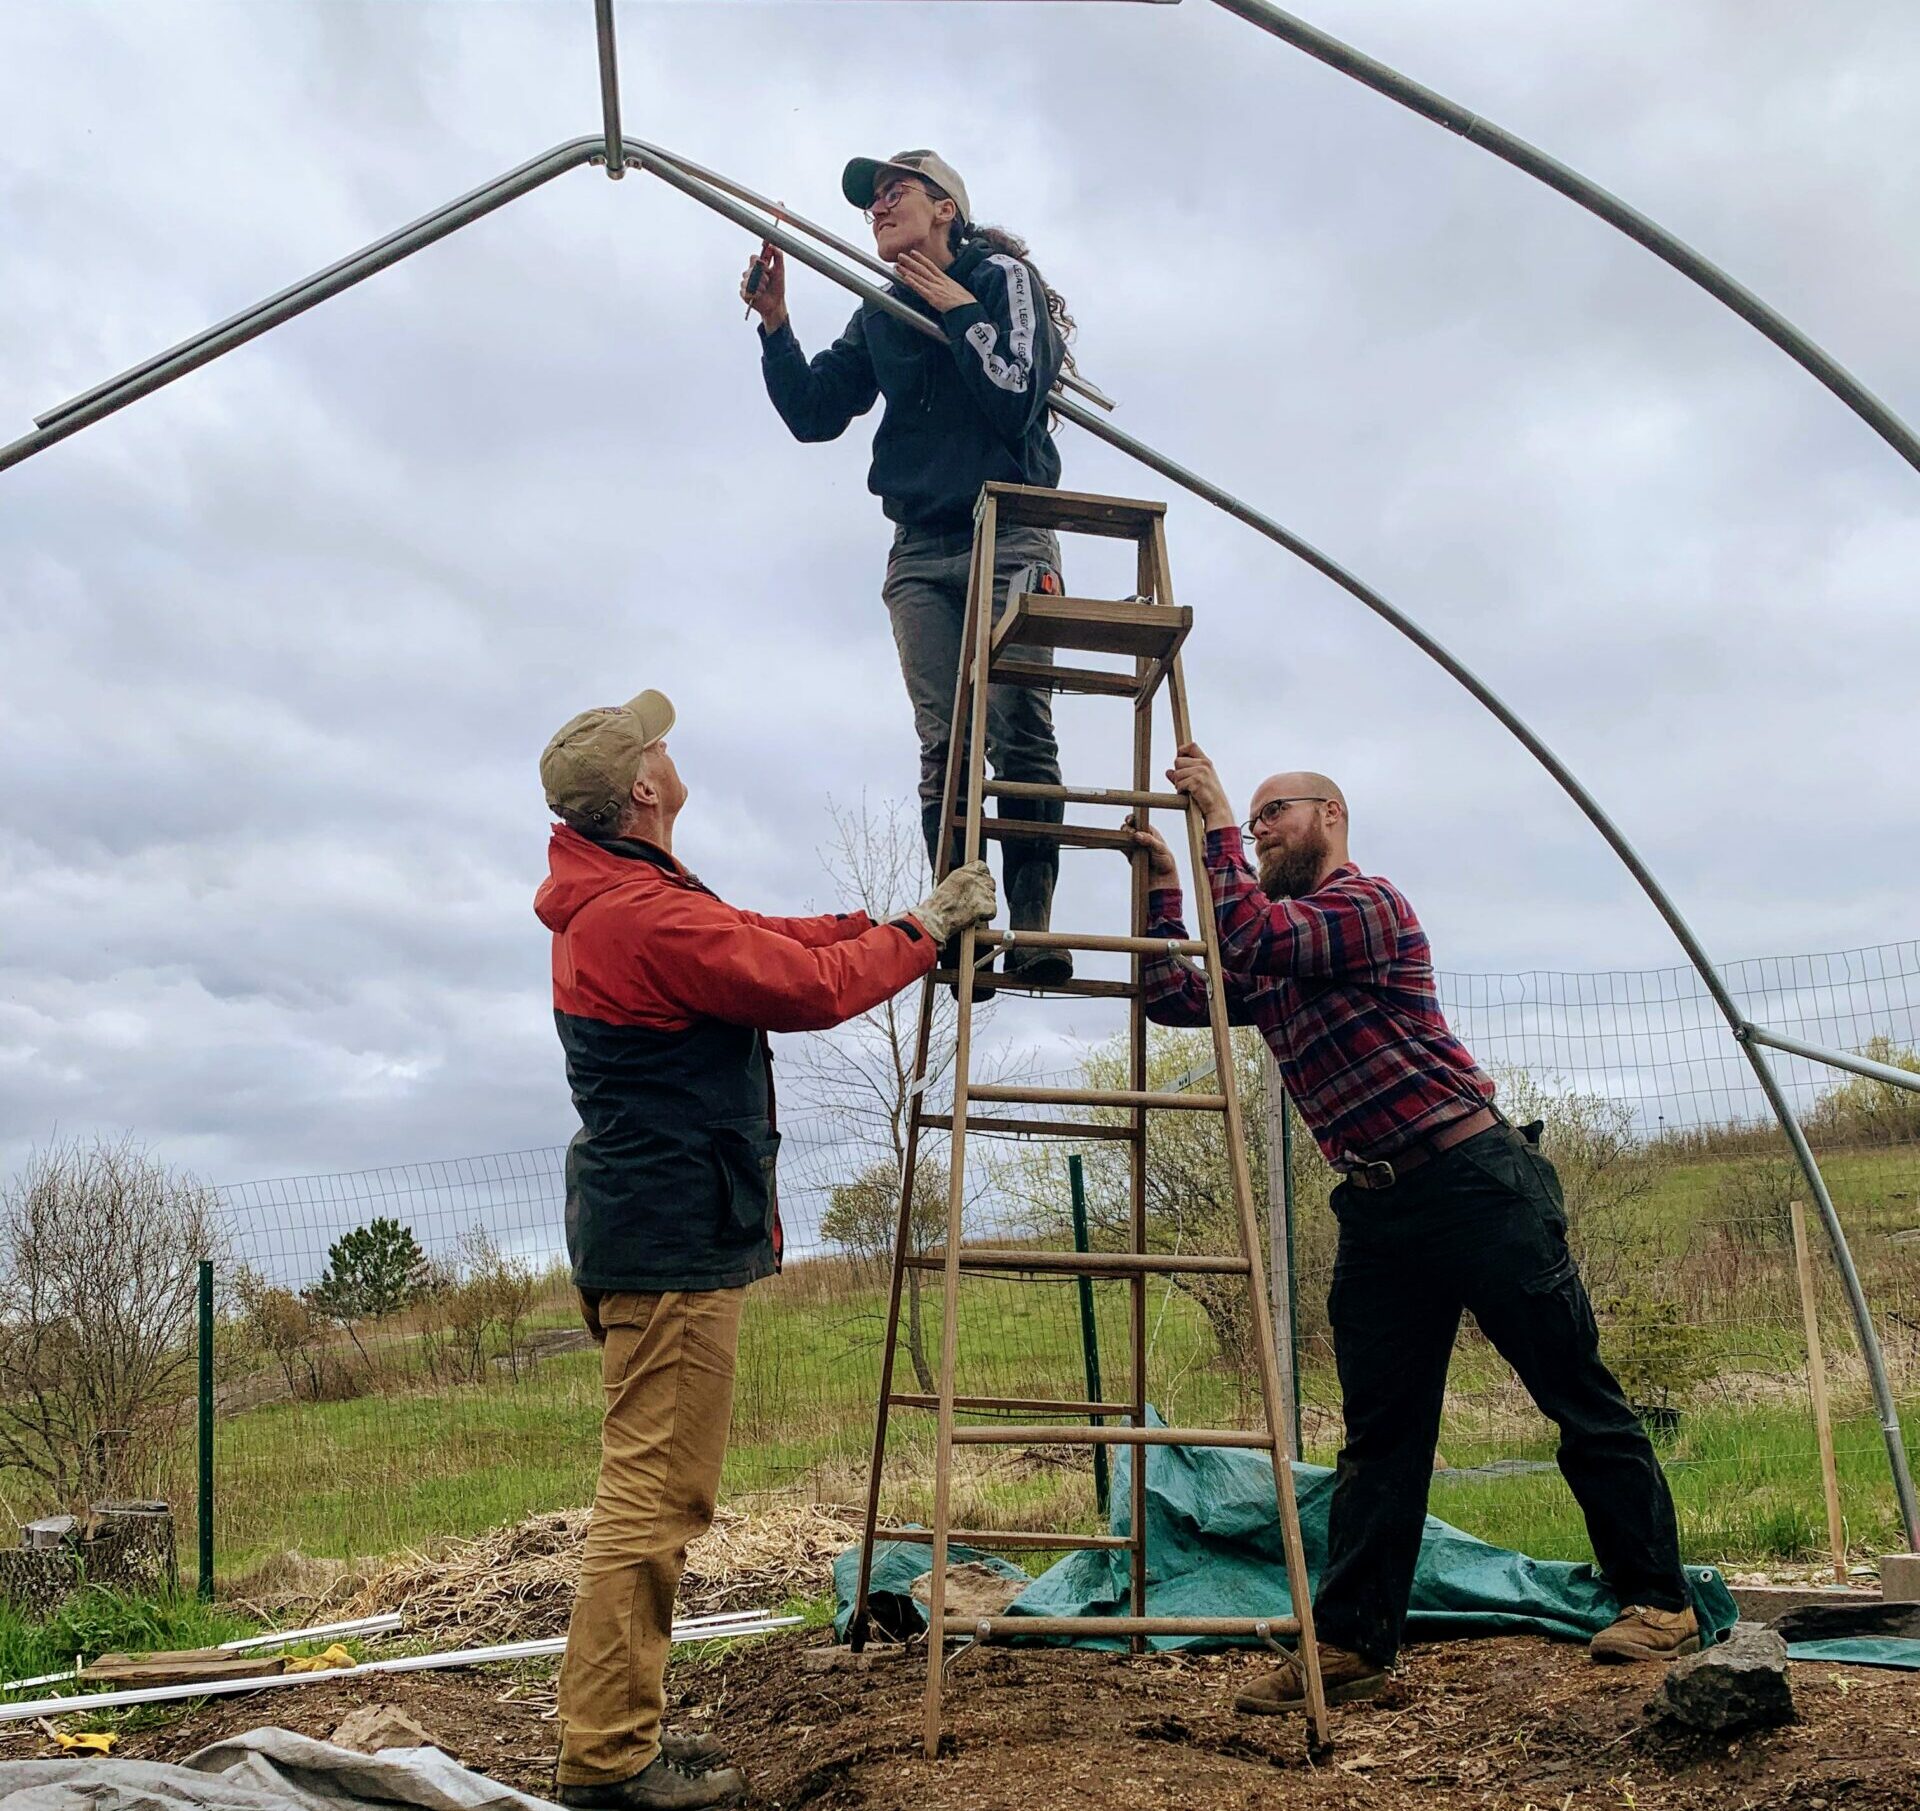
(847, 521), (991, 1651)
(1155, 518), (1332, 1748)
(1126, 528), (1155, 1642)
(921, 492), (1002, 1760)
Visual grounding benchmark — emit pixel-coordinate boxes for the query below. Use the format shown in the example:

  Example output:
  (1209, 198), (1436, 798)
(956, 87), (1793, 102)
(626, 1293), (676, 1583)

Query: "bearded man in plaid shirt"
(1130, 745), (1699, 1714)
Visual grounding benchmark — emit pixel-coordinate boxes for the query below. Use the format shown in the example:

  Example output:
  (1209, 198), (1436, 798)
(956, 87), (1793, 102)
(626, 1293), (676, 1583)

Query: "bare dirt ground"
(2, 1631), (1915, 1809)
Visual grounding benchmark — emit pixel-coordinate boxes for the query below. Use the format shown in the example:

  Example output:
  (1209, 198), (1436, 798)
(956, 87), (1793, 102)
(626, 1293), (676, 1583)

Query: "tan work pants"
(555, 1288), (745, 1785)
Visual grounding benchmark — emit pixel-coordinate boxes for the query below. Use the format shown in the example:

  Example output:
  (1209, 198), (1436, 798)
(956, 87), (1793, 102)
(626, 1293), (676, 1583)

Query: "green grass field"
(81, 1129), (1919, 1590)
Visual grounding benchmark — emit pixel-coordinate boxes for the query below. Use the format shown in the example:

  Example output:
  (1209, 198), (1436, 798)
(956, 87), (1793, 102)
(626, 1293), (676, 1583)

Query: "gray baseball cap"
(841, 149), (970, 225)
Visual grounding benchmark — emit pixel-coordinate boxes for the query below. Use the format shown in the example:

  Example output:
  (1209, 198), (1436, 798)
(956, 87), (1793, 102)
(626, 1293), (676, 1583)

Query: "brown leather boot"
(1589, 1603), (1701, 1663)
(1233, 1643), (1386, 1714)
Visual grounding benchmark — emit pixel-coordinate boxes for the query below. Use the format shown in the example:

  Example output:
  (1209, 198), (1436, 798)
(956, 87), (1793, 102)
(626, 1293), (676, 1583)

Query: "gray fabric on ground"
(0, 1730), (557, 1811)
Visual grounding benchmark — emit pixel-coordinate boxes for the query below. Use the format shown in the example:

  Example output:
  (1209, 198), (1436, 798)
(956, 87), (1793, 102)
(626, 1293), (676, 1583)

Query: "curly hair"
(946, 216), (1079, 387)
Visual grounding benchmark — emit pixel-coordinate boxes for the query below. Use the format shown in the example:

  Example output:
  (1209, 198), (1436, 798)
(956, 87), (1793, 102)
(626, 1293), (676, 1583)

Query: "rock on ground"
(1653, 1621), (1795, 1734)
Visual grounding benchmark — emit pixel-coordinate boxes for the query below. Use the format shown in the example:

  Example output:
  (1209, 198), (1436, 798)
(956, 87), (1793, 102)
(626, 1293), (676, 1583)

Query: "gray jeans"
(882, 521), (1065, 929)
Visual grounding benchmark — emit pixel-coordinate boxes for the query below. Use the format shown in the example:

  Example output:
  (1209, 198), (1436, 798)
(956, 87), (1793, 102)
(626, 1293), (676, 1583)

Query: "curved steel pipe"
(3, 138), (603, 472)
(1207, 0), (1920, 476)
(626, 139), (1920, 1543)
(0, 121), (1908, 1538)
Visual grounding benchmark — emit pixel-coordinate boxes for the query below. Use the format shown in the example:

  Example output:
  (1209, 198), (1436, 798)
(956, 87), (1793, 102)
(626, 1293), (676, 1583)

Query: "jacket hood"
(535, 824), (678, 933)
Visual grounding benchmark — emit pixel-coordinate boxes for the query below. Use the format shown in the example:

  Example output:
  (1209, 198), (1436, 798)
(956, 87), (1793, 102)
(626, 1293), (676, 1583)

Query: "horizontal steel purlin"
(1741, 1022), (1920, 1096)
(1, 138), (604, 475)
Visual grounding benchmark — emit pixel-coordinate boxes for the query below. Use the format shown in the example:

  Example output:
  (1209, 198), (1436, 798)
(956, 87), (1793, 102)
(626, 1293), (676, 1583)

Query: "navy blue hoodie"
(759, 235), (1064, 532)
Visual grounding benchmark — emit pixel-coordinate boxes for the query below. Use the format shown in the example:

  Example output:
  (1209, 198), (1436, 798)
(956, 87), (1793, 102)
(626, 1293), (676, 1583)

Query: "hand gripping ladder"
(844, 482), (1331, 1757)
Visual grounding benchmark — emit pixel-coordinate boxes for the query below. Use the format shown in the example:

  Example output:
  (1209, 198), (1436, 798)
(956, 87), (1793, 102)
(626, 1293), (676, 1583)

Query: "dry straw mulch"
(337, 1501), (860, 1646)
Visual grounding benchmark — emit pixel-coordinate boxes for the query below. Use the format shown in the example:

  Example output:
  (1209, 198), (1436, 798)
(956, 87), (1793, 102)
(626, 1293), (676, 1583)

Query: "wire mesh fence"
(127, 939), (1920, 1588)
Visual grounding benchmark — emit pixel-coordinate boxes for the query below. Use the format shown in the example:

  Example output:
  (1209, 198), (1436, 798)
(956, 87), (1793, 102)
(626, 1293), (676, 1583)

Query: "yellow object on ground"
(52, 1730), (117, 1754)
(284, 1642), (356, 1673)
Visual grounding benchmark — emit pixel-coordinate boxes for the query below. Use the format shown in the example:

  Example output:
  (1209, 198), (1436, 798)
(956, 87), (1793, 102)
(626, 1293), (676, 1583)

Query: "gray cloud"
(2, 1), (1917, 1188)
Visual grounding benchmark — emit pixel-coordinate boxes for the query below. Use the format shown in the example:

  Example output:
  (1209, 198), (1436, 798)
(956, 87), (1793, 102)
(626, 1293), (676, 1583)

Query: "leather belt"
(1338, 1105), (1501, 1191)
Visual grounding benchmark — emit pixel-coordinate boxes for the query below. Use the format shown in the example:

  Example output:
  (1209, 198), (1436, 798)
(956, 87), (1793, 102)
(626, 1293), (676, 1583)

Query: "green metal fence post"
(197, 1259), (213, 1600)
(1067, 1155), (1110, 1517)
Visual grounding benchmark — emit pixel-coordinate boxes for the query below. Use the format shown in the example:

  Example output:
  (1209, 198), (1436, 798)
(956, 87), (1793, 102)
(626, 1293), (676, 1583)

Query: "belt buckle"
(1358, 1158), (1396, 1190)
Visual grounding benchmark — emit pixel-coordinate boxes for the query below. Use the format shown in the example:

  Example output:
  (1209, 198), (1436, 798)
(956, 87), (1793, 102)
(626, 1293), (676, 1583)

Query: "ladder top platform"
(980, 481), (1167, 539)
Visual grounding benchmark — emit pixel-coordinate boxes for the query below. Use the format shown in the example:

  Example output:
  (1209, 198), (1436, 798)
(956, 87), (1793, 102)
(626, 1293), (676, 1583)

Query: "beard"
(1257, 825), (1331, 899)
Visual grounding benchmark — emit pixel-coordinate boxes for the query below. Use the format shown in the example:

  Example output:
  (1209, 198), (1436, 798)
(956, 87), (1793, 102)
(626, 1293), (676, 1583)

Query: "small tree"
(1001, 1025), (1277, 1392)
(415, 1232), (537, 1385)
(234, 1266), (323, 1400)
(1486, 1067), (1655, 1300)
(792, 796), (1017, 1391)
(822, 1160), (949, 1391)
(304, 1216), (429, 1331)
(463, 1228), (536, 1381)
(0, 1136), (221, 1507)
(302, 1217), (430, 1378)
(1598, 1290), (1713, 1433)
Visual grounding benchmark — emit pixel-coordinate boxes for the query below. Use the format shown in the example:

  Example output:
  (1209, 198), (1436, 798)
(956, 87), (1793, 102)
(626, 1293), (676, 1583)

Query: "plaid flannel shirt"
(1142, 827), (1494, 1164)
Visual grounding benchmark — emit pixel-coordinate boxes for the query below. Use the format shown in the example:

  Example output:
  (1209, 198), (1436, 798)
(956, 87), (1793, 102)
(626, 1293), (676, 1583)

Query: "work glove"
(909, 860), (997, 945)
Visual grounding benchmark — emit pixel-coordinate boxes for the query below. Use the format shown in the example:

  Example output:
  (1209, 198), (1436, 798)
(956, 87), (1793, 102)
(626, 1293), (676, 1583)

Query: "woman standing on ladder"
(742, 149), (1076, 989)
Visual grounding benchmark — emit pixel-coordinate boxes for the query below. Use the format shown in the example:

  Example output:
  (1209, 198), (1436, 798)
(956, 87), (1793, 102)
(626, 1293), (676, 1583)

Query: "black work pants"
(1312, 1125), (1688, 1666)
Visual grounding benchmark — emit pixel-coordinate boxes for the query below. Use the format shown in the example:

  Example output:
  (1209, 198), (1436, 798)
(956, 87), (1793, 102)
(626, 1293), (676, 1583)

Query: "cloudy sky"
(3, 0), (1917, 1194)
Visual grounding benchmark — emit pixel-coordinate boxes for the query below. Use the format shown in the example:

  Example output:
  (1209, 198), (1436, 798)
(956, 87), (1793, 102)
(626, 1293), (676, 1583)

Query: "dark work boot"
(556, 1753), (747, 1809)
(1001, 829), (1071, 989)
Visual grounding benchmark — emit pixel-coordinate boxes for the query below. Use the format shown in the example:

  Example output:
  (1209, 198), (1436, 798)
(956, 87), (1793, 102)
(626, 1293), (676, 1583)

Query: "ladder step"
(945, 1613), (1300, 1640)
(963, 816), (1136, 853)
(985, 781), (1187, 811)
(908, 1250), (1250, 1278)
(982, 480), (1167, 539)
(889, 1392), (1134, 1417)
(929, 972), (1140, 1002)
(948, 1425), (1275, 1449)
(879, 1528), (1133, 1554)
(981, 931), (1205, 957)
(993, 595), (1193, 663)
(989, 658), (1140, 699)
(919, 1113), (1140, 1142)
(969, 1083), (1228, 1113)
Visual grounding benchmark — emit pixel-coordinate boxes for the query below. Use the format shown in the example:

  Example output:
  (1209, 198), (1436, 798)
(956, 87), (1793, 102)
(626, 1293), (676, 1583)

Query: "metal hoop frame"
(4, 1), (1914, 1543)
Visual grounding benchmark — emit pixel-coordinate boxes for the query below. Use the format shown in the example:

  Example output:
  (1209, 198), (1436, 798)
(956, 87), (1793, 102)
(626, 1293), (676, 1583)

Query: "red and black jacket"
(535, 826), (936, 1293)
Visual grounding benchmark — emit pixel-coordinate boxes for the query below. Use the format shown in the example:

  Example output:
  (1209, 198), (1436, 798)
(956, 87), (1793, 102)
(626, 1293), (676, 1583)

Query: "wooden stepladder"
(846, 483), (1330, 1757)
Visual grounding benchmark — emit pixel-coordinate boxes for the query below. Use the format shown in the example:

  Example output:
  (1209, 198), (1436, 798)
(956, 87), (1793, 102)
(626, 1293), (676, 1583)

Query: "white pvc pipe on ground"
(0, 1610), (798, 1724)
(1, 1613), (409, 1696)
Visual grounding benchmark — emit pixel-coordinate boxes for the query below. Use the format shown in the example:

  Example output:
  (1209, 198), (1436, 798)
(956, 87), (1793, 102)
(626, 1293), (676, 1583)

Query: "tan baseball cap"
(842, 149), (970, 226)
(540, 689), (675, 831)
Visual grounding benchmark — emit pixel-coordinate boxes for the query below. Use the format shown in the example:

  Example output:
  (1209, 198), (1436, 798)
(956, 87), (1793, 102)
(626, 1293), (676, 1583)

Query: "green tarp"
(1782, 1638), (1920, 1670)
(835, 1428), (1739, 1650)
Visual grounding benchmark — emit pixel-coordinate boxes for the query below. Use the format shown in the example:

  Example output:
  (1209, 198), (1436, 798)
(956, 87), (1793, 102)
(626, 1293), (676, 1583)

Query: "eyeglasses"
(863, 178), (929, 223)
(1244, 796), (1331, 837)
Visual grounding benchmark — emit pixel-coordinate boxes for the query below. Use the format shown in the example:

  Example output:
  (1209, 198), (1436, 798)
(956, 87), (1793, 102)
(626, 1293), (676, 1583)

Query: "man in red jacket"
(536, 689), (993, 1810)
